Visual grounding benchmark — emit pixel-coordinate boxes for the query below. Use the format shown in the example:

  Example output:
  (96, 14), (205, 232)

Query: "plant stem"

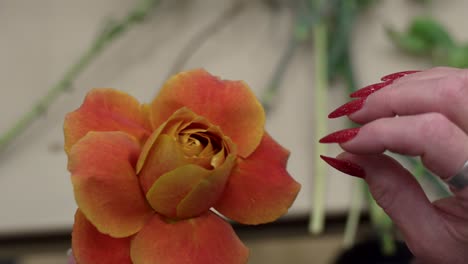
(0, 0), (160, 151)
(261, 0), (314, 113)
(367, 185), (396, 255)
(0, 44), (97, 149)
(407, 157), (450, 197)
(381, 225), (396, 255)
(262, 39), (298, 113)
(166, 1), (246, 78)
(327, 0), (356, 81)
(339, 21), (364, 247)
(309, 21), (328, 234)
(343, 180), (364, 247)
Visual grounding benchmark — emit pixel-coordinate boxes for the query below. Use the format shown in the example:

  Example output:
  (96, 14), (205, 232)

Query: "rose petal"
(138, 134), (188, 194)
(146, 154), (235, 219)
(176, 154), (236, 218)
(68, 131), (153, 237)
(72, 210), (132, 264)
(137, 107), (237, 194)
(64, 88), (151, 154)
(130, 212), (249, 264)
(136, 110), (189, 176)
(150, 69), (265, 158)
(215, 133), (301, 225)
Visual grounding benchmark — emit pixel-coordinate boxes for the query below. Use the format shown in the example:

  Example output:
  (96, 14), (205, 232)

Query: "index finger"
(321, 113), (468, 180)
(342, 70), (468, 132)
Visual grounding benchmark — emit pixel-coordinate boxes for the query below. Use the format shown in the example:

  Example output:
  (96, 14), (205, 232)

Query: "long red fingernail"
(319, 128), (360, 143)
(380, 70), (420, 82)
(350, 80), (393, 98)
(320, 155), (366, 178)
(328, 98), (365, 118)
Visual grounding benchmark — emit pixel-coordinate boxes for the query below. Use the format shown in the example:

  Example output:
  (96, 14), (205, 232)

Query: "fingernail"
(320, 155), (366, 178)
(350, 80), (393, 98)
(319, 128), (360, 143)
(328, 98), (365, 118)
(380, 70), (420, 82)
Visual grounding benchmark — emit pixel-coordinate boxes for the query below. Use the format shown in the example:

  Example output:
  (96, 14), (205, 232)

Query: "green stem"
(412, 158), (426, 179)
(340, 24), (363, 247)
(0, 45), (97, 149)
(309, 21), (328, 234)
(381, 226), (396, 256)
(343, 180), (364, 247)
(0, 0), (159, 151)
(367, 186), (396, 255)
(167, 1), (245, 78)
(407, 157), (450, 197)
(262, 39), (298, 113)
(328, 0), (356, 81)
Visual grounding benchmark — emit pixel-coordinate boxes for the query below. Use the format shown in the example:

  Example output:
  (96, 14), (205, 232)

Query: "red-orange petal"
(145, 154), (235, 219)
(72, 210), (132, 264)
(150, 69), (265, 158)
(215, 133), (301, 225)
(64, 88), (151, 155)
(130, 212), (249, 264)
(138, 134), (188, 194)
(68, 131), (153, 238)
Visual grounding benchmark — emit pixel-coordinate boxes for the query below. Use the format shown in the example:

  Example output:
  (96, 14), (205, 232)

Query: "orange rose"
(64, 69), (300, 264)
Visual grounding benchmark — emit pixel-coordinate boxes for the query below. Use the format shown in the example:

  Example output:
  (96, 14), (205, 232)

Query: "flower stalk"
(342, 180), (364, 248)
(310, 21), (329, 234)
(0, 0), (160, 151)
(367, 185), (396, 255)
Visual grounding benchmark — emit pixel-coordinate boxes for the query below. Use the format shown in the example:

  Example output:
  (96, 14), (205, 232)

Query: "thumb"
(329, 153), (452, 260)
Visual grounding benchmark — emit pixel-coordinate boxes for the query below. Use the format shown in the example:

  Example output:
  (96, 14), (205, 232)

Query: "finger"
(433, 197), (468, 223)
(322, 113), (468, 180)
(430, 197), (468, 262)
(348, 70), (468, 131)
(336, 152), (454, 262)
(68, 254), (77, 264)
(350, 67), (461, 98)
(389, 67), (462, 84)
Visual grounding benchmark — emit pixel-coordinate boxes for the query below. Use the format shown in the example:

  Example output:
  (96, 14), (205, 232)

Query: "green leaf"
(385, 26), (432, 55)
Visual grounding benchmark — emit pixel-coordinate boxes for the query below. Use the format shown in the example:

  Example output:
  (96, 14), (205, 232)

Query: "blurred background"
(1, 0), (468, 263)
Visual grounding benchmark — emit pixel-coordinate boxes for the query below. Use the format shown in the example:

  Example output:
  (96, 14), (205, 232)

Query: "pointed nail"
(380, 70), (420, 82)
(328, 98), (366, 119)
(319, 128), (360, 143)
(350, 80), (393, 98)
(320, 155), (366, 178)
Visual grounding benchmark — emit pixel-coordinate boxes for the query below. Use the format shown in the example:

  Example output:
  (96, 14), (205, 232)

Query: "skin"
(337, 67), (468, 263)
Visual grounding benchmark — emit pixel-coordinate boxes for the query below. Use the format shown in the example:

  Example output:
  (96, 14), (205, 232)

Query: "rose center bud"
(177, 126), (226, 170)
(136, 107), (238, 219)
(181, 134), (205, 156)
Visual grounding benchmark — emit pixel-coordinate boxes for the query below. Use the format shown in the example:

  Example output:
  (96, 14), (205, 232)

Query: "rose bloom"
(64, 69), (301, 264)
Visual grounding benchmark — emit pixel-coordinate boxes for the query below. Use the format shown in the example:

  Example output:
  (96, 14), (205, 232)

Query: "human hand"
(320, 67), (468, 264)
(67, 249), (76, 264)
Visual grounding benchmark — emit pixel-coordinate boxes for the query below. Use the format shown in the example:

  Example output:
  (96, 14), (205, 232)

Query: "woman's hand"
(320, 67), (468, 264)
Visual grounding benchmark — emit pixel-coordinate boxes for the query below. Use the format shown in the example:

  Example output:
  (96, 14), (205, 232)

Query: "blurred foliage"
(387, 16), (468, 68)
(301, 0), (376, 90)
(286, 0), (454, 256)
(262, 0), (376, 113)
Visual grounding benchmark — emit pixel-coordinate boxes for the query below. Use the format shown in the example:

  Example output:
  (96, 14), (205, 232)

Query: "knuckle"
(431, 66), (453, 72)
(409, 244), (434, 262)
(369, 181), (396, 213)
(437, 75), (468, 105)
(419, 113), (453, 142)
(385, 86), (402, 112)
(461, 68), (468, 82)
